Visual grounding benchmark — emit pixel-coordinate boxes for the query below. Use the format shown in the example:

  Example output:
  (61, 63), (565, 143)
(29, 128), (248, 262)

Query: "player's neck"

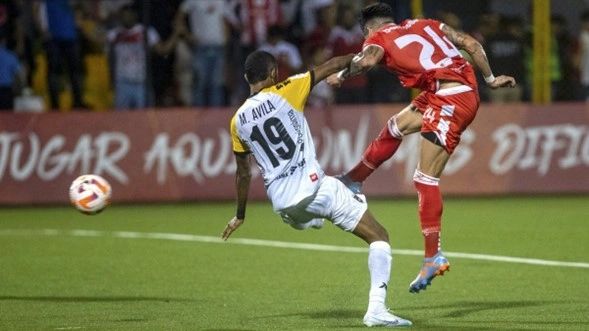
(250, 79), (274, 95)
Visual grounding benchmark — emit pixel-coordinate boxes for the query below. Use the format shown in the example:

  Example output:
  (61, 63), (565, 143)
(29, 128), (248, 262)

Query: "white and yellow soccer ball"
(69, 174), (112, 215)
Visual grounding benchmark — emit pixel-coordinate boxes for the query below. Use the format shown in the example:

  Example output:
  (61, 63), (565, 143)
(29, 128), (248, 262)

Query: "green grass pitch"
(1, 196), (588, 330)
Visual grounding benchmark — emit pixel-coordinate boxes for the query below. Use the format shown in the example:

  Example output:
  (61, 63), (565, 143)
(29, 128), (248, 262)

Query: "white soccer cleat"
(363, 310), (413, 328)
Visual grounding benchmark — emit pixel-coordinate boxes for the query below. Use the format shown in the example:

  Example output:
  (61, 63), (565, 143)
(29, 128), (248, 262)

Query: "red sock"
(413, 171), (443, 258)
(347, 122), (402, 182)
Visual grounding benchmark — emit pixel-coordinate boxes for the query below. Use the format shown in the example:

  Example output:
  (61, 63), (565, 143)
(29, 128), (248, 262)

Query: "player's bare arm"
(327, 45), (384, 87)
(222, 152), (252, 240)
(441, 24), (516, 89)
(312, 53), (356, 84)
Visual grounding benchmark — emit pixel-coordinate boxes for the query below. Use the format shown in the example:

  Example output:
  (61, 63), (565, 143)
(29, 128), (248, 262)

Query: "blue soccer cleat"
(409, 252), (450, 293)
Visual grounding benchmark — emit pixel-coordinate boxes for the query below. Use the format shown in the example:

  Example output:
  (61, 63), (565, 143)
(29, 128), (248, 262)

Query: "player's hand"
(488, 75), (516, 89)
(221, 217), (244, 241)
(326, 73), (344, 87)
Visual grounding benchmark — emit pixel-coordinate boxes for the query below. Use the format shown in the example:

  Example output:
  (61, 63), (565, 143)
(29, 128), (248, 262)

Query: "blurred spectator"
(259, 25), (302, 81)
(579, 11), (589, 101)
(226, 0), (282, 47)
(307, 46), (333, 108)
(17, 0), (36, 86)
(470, 13), (500, 45)
(34, 0), (85, 110)
(301, 0), (334, 36)
(107, 5), (179, 110)
(0, 0), (24, 55)
(0, 32), (23, 110)
(226, 0), (282, 104)
(174, 36), (193, 107)
(178, 0), (229, 107)
(148, 0), (182, 107)
(550, 15), (576, 101)
(328, 5), (366, 104)
(302, 0), (336, 64)
(486, 16), (525, 103)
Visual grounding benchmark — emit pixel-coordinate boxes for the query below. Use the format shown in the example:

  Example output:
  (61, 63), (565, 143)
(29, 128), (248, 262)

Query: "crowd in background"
(0, 0), (588, 112)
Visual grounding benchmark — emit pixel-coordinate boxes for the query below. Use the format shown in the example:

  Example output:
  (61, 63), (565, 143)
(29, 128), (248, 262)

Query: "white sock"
(367, 241), (392, 314)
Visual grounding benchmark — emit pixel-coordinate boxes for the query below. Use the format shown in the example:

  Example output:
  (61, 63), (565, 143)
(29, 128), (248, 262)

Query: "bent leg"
(346, 105), (422, 183)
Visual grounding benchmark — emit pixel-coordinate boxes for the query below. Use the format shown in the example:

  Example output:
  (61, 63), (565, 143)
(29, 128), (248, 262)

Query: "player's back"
(230, 71), (324, 211)
(363, 19), (477, 92)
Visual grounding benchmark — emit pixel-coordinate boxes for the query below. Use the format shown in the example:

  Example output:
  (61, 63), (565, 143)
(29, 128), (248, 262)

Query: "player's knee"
(413, 169), (440, 187)
(388, 115), (405, 139)
(395, 109), (422, 136)
(371, 221), (389, 243)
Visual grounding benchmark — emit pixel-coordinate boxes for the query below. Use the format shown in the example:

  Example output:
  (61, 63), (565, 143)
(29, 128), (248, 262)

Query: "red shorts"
(412, 85), (480, 154)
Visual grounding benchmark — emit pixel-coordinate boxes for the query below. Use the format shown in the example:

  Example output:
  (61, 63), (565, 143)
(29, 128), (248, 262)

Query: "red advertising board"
(0, 103), (588, 204)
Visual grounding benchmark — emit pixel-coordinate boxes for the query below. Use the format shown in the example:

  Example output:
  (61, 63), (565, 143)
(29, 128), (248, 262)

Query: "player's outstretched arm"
(312, 53), (356, 84)
(441, 24), (516, 89)
(222, 152), (252, 240)
(326, 45), (384, 87)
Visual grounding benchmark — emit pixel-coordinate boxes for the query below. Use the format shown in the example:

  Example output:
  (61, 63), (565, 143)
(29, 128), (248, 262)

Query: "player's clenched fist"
(326, 73), (344, 87)
(488, 75), (517, 89)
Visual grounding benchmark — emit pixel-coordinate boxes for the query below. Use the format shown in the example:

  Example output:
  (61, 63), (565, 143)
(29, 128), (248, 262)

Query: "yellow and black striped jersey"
(230, 71), (324, 211)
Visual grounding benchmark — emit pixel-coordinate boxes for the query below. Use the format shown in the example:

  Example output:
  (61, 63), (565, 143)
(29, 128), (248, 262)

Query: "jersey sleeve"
(363, 31), (386, 51)
(422, 18), (444, 30)
(271, 71), (313, 112)
(230, 114), (249, 154)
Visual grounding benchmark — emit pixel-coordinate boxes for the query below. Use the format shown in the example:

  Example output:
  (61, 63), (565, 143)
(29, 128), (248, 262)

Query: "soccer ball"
(69, 174), (112, 215)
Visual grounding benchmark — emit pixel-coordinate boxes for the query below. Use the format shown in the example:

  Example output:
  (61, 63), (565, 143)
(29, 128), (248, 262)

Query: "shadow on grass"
(402, 300), (573, 318)
(258, 300), (586, 330)
(0, 295), (193, 303)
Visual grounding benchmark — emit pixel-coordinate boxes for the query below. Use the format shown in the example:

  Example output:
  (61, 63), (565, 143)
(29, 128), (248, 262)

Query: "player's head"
(359, 3), (395, 37)
(244, 51), (278, 86)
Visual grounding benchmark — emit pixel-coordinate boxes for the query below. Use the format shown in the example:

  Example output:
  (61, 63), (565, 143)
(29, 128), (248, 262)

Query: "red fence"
(0, 103), (588, 204)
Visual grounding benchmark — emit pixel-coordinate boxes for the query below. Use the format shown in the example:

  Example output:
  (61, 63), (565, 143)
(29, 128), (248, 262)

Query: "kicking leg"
(343, 105), (422, 190)
(353, 212), (412, 327)
(409, 137), (451, 293)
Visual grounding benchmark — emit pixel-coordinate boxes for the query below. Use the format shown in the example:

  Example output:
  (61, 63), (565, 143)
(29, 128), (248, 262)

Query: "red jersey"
(363, 19), (477, 92)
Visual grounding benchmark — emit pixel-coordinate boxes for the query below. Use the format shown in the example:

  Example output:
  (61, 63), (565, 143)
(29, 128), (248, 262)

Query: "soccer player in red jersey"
(327, 3), (516, 293)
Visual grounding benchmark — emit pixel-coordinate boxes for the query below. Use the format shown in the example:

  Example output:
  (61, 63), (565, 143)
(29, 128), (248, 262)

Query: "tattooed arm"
(441, 24), (516, 89)
(327, 45), (384, 87)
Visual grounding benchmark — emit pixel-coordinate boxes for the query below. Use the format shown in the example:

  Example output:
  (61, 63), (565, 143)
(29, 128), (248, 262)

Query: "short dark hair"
(244, 51), (276, 84)
(359, 3), (394, 31)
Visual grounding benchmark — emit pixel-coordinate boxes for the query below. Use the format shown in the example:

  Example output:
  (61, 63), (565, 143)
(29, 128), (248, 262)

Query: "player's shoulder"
(266, 71), (313, 93)
(405, 18), (443, 30)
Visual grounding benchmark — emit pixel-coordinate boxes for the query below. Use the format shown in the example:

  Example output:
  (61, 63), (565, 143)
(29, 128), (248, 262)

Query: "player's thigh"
(418, 137), (451, 178)
(420, 91), (479, 156)
(394, 104), (423, 135)
(305, 176), (368, 232)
